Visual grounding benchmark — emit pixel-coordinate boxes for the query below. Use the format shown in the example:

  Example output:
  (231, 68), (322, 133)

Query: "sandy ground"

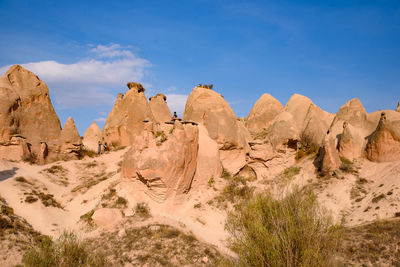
(1, 148), (400, 265)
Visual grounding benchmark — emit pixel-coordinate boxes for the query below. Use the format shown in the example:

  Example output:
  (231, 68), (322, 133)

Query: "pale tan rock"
(82, 121), (102, 152)
(122, 121), (199, 201)
(264, 111), (299, 149)
(149, 93), (172, 122)
(249, 142), (274, 162)
(183, 87), (247, 173)
(92, 208), (123, 228)
(0, 135), (31, 162)
(58, 117), (82, 159)
(319, 135), (341, 176)
(366, 112), (400, 162)
(191, 125), (222, 189)
(338, 122), (363, 161)
(183, 87), (246, 150)
(0, 65), (61, 160)
(246, 94), (283, 131)
(103, 83), (155, 147)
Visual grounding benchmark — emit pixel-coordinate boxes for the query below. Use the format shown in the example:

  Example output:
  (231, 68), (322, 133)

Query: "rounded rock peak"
(149, 93), (167, 102)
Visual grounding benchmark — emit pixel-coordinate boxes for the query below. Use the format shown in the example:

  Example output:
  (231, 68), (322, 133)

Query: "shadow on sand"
(0, 167), (19, 182)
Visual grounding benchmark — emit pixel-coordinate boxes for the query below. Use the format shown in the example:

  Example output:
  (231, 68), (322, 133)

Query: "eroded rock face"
(191, 125), (222, 189)
(83, 121), (102, 152)
(58, 117), (82, 159)
(121, 121), (199, 201)
(183, 87), (248, 174)
(149, 94), (172, 123)
(0, 136), (31, 162)
(338, 122), (362, 161)
(246, 94), (283, 131)
(319, 135), (341, 176)
(103, 83), (155, 147)
(366, 112), (400, 162)
(0, 65), (61, 161)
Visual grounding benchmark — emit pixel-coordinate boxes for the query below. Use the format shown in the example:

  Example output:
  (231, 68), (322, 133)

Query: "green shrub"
(135, 202), (151, 218)
(283, 166), (301, 180)
(225, 187), (341, 266)
(339, 157), (358, 174)
(218, 175), (254, 203)
(22, 231), (108, 267)
(207, 176), (215, 187)
(115, 196), (128, 207)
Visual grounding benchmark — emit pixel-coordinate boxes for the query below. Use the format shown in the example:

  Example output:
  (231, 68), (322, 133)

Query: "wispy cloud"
(0, 44), (150, 109)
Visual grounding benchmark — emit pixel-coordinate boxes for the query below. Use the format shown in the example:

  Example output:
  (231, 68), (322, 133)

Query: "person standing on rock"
(98, 141), (102, 155)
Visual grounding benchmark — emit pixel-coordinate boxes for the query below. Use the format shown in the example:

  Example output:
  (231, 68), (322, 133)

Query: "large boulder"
(149, 94), (172, 123)
(0, 65), (61, 160)
(102, 82), (155, 147)
(338, 122), (363, 161)
(82, 121), (102, 152)
(58, 117), (82, 159)
(246, 94), (283, 131)
(121, 120), (199, 201)
(183, 87), (248, 173)
(366, 112), (400, 162)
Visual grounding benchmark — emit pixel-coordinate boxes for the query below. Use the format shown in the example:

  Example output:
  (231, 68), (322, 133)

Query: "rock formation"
(319, 135), (341, 176)
(246, 94), (283, 131)
(256, 94), (334, 150)
(83, 121), (102, 152)
(58, 117), (82, 159)
(366, 112), (400, 162)
(122, 120), (199, 201)
(102, 82), (155, 147)
(397, 101), (400, 112)
(149, 93), (172, 122)
(0, 65), (61, 161)
(191, 125), (222, 188)
(183, 86), (248, 174)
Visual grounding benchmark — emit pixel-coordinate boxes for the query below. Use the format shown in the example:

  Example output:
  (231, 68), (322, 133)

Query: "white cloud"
(165, 94), (188, 117)
(94, 117), (107, 123)
(0, 44), (150, 109)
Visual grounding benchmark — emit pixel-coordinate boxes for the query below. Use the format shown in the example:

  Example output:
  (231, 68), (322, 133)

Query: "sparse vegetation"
(71, 172), (113, 193)
(197, 83), (214, 89)
(78, 148), (98, 159)
(225, 187), (341, 266)
(372, 193), (385, 203)
(296, 144), (319, 161)
(153, 131), (168, 146)
(23, 190), (62, 208)
(135, 202), (150, 218)
(337, 219), (400, 266)
(15, 176), (31, 184)
(194, 203), (202, 209)
(339, 157), (358, 174)
(85, 224), (221, 266)
(22, 231), (109, 267)
(207, 176), (215, 187)
(80, 210), (95, 227)
(25, 195), (38, 203)
(114, 196), (128, 208)
(43, 165), (67, 175)
(215, 175), (254, 205)
(283, 166), (301, 180)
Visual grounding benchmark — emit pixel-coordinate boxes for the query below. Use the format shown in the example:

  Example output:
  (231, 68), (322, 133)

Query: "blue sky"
(0, 0), (399, 135)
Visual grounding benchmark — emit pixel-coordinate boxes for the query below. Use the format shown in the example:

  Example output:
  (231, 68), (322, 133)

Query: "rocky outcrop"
(122, 120), (199, 201)
(319, 135), (341, 176)
(82, 121), (102, 152)
(58, 117), (82, 159)
(149, 94), (172, 122)
(366, 112), (400, 162)
(338, 122), (362, 161)
(0, 135), (31, 162)
(191, 125), (222, 188)
(0, 65), (61, 161)
(102, 82), (155, 147)
(246, 94), (283, 131)
(183, 86), (248, 174)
